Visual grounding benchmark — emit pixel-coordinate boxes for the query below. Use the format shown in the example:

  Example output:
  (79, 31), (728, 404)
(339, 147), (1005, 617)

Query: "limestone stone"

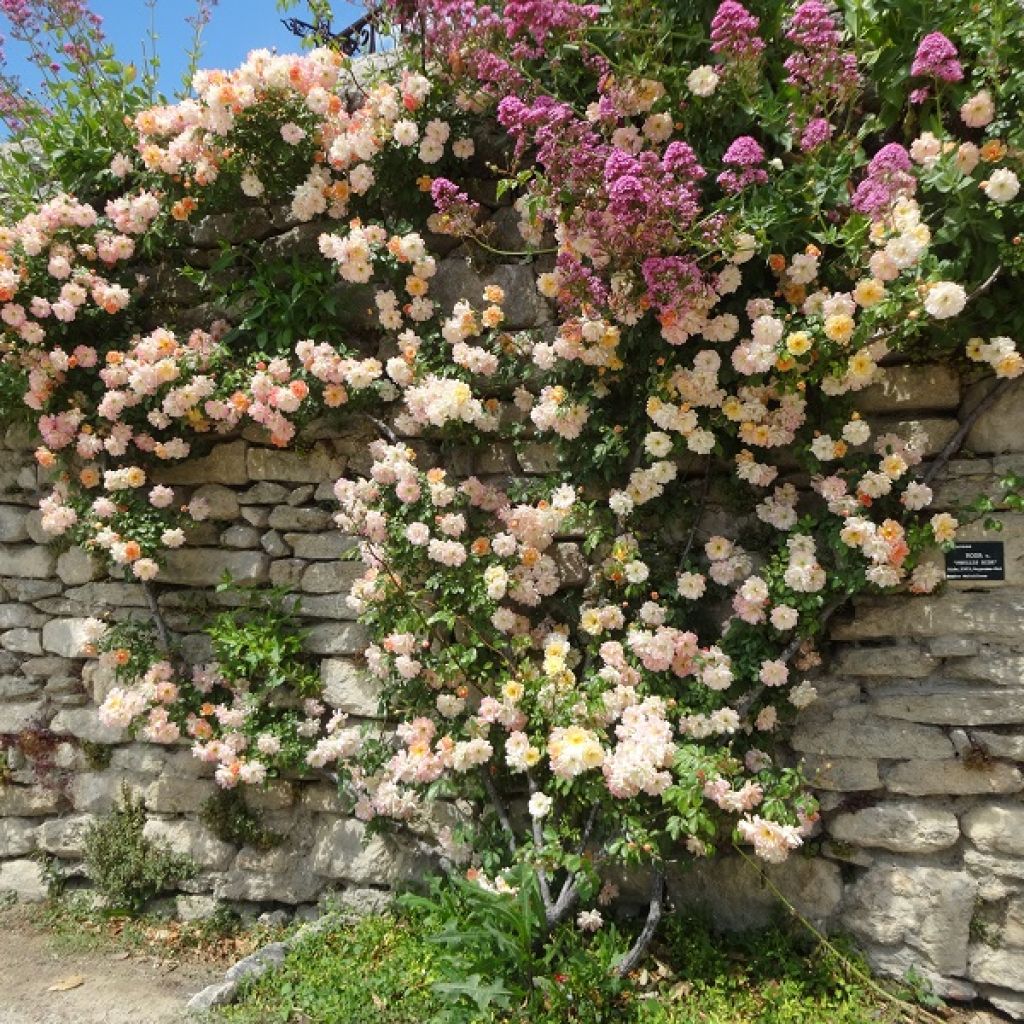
(245, 781), (295, 812)
(239, 482), (289, 505)
(430, 258), (549, 329)
(1, 628), (42, 655)
(0, 504), (29, 542)
(856, 364), (960, 414)
(0, 859), (47, 901)
(186, 981), (238, 1013)
(969, 946), (1024, 990)
(191, 483), (240, 520)
(160, 549), (269, 587)
(982, 986), (1024, 1021)
(868, 417), (957, 458)
(300, 561), (361, 595)
(0, 545), (55, 579)
(50, 708), (124, 745)
(288, 534), (355, 560)
(832, 645), (937, 678)
(870, 686), (1024, 726)
(37, 814), (96, 858)
(0, 818), (37, 856)
(971, 732), (1024, 761)
(299, 784), (346, 814)
(144, 776), (219, 814)
(0, 785), (60, 816)
(70, 773), (141, 813)
(221, 524), (261, 549)
(0, 676), (37, 700)
(791, 707), (953, 760)
(267, 506), (331, 531)
(927, 636), (980, 658)
(304, 622), (370, 656)
(143, 818), (236, 870)
(832, 592), (1024, 642)
(516, 442), (559, 474)
(966, 377), (1024, 454)
(668, 856), (842, 931)
(260, 530), (290, 557)
(20, 656), (73, 677)
(152, 440), (249, 485)
(962, 802), (1024, 856)
(110, 745), (169, 774)
(1, 579), (60, 602)
(312, 818), (425, 885)
(842, 864), (976, 974)
(0, 701), (44, 734)
(225, 942), (288, 983)
(56, 547), (101, 585)
(41, 617), (98, 658)
(241, 506), (271, 528)
(191, 208), (275, 247)
(860, 944), (978, 1001)
(64, 582), (147, 609)
(247, 445), (343, 483)
(177, 894), (222, 922)
(24, 510), (49, 545)
(886, 759), (1023, 796)
(0, 604), (44, 629)
(270, 559), (306, 587)
(288, 485), (314, 505)
(322, 659), (380, 717)
(217, 861), (322, 904)
(828, 801), (959, 853)
(292, 593), (357, 620)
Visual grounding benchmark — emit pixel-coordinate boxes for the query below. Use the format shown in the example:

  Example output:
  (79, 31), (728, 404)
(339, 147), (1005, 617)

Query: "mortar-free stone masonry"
(1, 202), (1024, 1016)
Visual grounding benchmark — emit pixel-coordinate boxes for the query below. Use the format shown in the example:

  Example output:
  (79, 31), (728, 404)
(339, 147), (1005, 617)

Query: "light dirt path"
(0, 907), (220, 1024)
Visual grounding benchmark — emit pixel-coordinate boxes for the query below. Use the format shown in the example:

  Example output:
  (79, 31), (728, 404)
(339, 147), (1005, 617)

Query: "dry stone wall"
(0, 199), (1022, 1014)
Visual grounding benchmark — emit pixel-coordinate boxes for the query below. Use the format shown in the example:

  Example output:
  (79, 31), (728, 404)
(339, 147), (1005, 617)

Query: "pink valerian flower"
(851, 143), (917, 218)
(783, 1), (860, 111)
(717, 136), (768, 194)
(428, 177), (482, 237)
(501, 0), (601, 52)
(710, 1), (765, 63)
(799, 117), (833, 151)
(911, 31), (963, 82)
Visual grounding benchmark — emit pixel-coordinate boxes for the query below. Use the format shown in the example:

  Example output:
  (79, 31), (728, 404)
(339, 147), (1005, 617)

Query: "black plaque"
(945, 541), (1005, 581)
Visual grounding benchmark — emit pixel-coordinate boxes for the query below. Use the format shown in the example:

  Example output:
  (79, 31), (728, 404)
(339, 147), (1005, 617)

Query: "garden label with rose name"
(945, 541), (1006, 580)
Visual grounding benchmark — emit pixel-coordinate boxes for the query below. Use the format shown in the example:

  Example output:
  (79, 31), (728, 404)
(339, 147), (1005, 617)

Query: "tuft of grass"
(216, 908), (910, 1024)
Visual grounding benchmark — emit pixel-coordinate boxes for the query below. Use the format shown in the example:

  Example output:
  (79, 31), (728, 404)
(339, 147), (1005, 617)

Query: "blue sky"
(4, 0), (365, 100)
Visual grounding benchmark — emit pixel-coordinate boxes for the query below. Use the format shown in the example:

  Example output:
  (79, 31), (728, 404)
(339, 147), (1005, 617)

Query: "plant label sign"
(945, 541), (1006, 581)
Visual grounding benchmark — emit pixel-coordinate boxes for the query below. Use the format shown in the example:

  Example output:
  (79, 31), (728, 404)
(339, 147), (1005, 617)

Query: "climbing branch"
(615, 868), (666, 977)
(141, 580), (172, 654)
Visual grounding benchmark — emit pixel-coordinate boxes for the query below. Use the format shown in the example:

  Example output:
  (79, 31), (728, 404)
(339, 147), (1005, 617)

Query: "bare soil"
(0, 906), (220, 1024)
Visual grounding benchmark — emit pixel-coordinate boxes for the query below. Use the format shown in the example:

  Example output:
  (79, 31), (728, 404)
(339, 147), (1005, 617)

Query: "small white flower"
(528, 791), (553, 818)
(923, 281), (967, 319)
(983, 168), (1020, 204)
(686, 65), (719, 97)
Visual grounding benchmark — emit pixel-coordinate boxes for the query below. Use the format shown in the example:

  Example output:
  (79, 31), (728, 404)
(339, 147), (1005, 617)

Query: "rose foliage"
(1, 0), (1023, 970)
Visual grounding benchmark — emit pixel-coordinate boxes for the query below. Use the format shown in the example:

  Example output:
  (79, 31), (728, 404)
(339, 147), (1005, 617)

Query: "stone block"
(267, 506), (331, 531)
(966, 377), (1024, 454)
(0, 545), (55, 579)
(293, 593), (357, 620)
(177, 894), (222, 922)
(870, 686), (1024, 726)
(0, 784), (61, 816)
(37, 814), (96, 858)
(270, 559), (306, 587)
(430, 257), (549, 330)
(311, 818), (426, 886)
(190, 483), (240, 520)
(0, 858), (47, 901)
(827, 801), (959, 853)
(69, 772), (141, 813)
(885, 759), (1023, 796)
(221, 525), (261, 549)
(832, 592), (1024, 642)
(0, 504), (29, 542)
(288, 534), (356, 560)
(56, 547), (101, 585)
(868, 417), (957, 458)
(969, 946), (1024, 991)
(154, 440), (249, 485)
(1, 628), (41, 655)
(0, 818), (37, 856)
(50, 708), (124, 745)
(962, 802), (1024, 856)
(41, 618), (98, 658)
(842, 864), (976, 974)
(0, 701), (45, 734)
(668, 855), (842, 931)
(239, 482), (289, 505)
(791, 707), (953, 760)
(856, 364), (960, 414)
(64, 582), (147, 609)
(322, 659), (381, 717)
(516, 442), (559, 474)
(160, 549), (268, 587)
(242, 507), (271, 528)
(260, 530), (289, 557)
(304, 622), (369, 656)
(831, 645), (937, 678)
(0, 604), (44, 629)
(247, 445), (344, 483)
(971, 732), (1024, 761)
(300, 561), (361, 595)
(144, 777), (219, 814)
(143, 818), (236, 870)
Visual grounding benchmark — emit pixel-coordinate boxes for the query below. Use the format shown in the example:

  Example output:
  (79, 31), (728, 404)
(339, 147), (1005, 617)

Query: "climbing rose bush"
(1, 0), (1023, 969)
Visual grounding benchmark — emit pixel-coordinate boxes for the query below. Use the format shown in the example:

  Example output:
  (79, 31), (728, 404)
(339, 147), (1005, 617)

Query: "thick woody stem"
(615, 868), (665, 977)
(480, 769), (517, 854)
(141, 581), (172, 654)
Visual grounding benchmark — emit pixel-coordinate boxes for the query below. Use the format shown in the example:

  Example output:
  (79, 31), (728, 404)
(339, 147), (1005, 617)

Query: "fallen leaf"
(47, 975), (86, 992)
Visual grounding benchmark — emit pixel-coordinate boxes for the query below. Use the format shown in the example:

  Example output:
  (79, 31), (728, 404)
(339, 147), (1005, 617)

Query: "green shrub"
(201, 789), (283, 851)
(83, 783), (196, 913)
